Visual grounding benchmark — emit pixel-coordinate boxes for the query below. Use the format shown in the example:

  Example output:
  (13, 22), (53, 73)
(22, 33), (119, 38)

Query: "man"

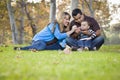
(66, 8), (104, 50)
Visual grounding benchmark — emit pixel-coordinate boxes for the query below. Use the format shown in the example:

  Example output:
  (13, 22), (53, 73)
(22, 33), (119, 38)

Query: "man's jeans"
(78, 39), (91, 48)
(66, 36), (104, 50)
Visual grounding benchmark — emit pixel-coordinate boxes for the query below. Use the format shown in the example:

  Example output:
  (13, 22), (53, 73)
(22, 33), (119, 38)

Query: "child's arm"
(79, 29), (96, 40)
(89, 29), (97, 39)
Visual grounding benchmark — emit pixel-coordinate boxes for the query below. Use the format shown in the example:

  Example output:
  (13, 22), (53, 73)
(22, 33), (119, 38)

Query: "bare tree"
(50, 0), (56, 22)
(24, 2), (37, 37)
(70, 0), (79, 20)
(71, 0), (79, 11)
(84, 0), (94, 17)
(81, 0), (85, 12)
(17, 0), (25, 44)
(7, 0), (18, 44)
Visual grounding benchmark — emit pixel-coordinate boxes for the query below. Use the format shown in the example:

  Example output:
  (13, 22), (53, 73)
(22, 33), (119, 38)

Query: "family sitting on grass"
(14, 8), (104, 54)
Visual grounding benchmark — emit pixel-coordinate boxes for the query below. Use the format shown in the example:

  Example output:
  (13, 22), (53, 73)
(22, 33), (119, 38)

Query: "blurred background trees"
(0, 0), (120, 45)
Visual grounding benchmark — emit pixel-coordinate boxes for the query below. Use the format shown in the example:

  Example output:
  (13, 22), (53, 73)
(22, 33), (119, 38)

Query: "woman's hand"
(75, 27), (81, 33)
(71, 25), (77, 32)
(63, 45), (72, 54)
(66, 25), (77, 36)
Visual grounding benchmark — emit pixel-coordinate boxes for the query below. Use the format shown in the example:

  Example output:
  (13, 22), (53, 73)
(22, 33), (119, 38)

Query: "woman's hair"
(57, 12), (71, 32)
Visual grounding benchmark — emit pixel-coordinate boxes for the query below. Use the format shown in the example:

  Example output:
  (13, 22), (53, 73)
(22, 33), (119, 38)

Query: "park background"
(0, 0), (120, 80)
(0, 0), (120, 45)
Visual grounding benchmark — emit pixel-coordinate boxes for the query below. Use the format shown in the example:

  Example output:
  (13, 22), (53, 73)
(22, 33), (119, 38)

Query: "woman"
(14, 12), (77, 51)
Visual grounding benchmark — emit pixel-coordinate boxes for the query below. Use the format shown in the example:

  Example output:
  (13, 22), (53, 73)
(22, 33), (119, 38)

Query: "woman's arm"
(66, 25), (77, 36)
(54, 24), (77, 40)
(54, 24), (68, 40)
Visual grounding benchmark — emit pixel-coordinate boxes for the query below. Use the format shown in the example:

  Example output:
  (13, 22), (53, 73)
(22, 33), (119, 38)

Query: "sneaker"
(93, 47), (96, 51)
(84, 47), (89, 51)
(71, 46), (78, 51)
(14, 47), (21, 50)
(77, 48), (83, 52)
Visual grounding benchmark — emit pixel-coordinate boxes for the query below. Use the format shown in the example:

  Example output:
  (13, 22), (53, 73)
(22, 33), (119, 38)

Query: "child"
(77, 20), (97, 51)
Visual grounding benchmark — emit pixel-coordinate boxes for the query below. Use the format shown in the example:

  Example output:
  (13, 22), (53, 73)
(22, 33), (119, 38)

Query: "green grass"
(0, 45), (120, 80)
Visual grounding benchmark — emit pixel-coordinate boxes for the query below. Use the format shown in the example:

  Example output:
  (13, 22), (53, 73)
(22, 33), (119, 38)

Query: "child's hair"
(81, 20), (91, 27)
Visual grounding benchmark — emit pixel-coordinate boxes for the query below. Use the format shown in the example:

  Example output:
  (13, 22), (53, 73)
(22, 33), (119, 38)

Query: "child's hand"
(80, 37), (92, 40)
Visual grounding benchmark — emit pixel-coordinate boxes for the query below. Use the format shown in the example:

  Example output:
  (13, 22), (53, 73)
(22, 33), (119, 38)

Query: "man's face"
(74, 13), (84, 23)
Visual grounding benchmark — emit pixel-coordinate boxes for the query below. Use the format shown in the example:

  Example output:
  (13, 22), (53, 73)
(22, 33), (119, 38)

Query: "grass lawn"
(0, 45), (120, 80)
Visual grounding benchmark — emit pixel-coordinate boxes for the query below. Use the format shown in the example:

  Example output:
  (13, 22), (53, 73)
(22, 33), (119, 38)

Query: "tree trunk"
(24, 2), (37, 37)
(89, 0), (94, 17)
(7, 0), (18, 44)
(49, 0), (56, 22)
(82, 0), (85, 13)
(85, 0), (94, 17)
(18, 0), (25, 44)
(70, 0), (79, 20)
(71, 0), (78, 11)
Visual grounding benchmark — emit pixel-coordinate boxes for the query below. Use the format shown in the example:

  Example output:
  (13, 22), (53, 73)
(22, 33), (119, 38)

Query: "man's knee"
(93, 36), (104, 43)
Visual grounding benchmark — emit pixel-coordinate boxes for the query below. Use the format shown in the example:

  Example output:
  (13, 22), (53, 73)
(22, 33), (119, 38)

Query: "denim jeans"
(20, 40), (46, 50)
(90, 36), (104, 50)
(78, 39), (91, 48)
(20, 40), (63, 50)
(66, 36), (104, 50)
(66, 38), (78, 48)
(45, 42), (63, 50)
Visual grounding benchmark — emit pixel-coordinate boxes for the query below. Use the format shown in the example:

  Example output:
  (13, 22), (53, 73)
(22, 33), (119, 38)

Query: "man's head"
(72, 8), (84, 23)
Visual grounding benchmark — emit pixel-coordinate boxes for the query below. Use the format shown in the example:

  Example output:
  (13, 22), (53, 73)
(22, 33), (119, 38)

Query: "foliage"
(0, 0), (49, 44)
(0, 0), (11, 44)
(0, 45), (120, 80)
(0, 0), (119, 45)
(112, 23), (120, 32)
(104, 22), (120, 44)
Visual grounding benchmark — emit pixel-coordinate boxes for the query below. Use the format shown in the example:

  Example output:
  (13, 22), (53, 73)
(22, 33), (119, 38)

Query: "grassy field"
(0, 45), (120, 80)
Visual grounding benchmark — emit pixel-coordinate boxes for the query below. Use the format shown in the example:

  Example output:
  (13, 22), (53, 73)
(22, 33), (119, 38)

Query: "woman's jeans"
(66, 36), (104, 50)
(20, 40), (62, 50)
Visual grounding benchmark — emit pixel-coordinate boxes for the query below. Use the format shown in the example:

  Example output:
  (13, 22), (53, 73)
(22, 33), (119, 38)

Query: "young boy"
(77, 20), (97, 51)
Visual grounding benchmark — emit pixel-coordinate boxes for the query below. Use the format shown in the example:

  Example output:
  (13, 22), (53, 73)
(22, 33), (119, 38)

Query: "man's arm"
(95, 30), (101, 36)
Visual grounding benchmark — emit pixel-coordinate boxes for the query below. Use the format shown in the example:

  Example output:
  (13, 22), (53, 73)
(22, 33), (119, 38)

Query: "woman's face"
(63, 15), (70, 26)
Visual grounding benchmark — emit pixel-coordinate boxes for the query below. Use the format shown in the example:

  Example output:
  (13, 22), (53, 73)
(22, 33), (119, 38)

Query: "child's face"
(80, 21), (90, 30)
